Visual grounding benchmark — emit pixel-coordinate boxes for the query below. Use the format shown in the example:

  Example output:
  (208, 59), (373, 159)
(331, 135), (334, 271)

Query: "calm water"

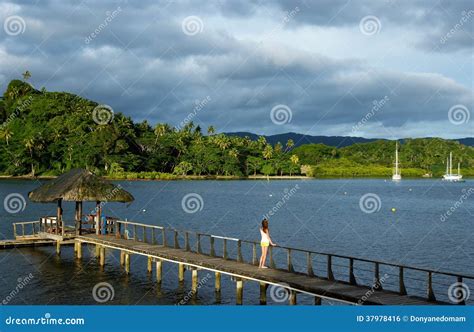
(0, 179), (473, 305)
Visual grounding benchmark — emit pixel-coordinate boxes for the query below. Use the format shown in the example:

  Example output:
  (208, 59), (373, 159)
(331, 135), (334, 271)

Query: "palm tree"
(207, 125), (215, 135)
(0, 128), (13, 145)
(286, 139), (294, 152)
(24, 136), (36, 176)
(215, 134), (230, 151)
(257, 136), (267, 149)
(154, 123), (168, 141)
(290, 154), (299, 176)
(263, 144), (273, 160)
(22, 71), (31, 81)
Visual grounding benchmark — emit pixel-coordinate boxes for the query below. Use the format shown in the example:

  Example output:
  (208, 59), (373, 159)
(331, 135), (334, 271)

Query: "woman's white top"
(260, 228), (270, 243)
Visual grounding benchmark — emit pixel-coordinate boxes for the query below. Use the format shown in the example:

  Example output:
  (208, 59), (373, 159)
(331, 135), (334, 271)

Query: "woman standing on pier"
(259, 219), (276, 268)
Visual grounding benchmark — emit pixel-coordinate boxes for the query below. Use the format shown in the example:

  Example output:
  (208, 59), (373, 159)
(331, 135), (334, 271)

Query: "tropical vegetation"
(1, 77), (473, 178)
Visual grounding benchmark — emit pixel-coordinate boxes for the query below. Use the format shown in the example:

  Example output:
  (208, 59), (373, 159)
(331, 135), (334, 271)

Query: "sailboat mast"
(395, 142), (399, 175)
(449, 152), (453, 176)
(458, 162), (460, 175)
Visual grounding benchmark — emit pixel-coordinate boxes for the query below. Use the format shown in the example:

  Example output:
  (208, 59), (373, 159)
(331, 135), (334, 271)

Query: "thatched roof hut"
(29, 168), (134, 203)
(29, 168), (133, 236)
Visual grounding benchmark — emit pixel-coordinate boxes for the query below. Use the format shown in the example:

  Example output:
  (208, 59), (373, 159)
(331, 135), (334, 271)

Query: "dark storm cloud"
(0, 0), (472, 138)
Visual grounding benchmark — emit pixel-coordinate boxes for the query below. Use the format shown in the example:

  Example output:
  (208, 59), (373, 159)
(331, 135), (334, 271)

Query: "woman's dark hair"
(261, 219), (269, 231)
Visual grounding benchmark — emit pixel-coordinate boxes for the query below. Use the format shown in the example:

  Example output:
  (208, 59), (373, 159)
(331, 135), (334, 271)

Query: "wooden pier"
(4, 219), (472, 305)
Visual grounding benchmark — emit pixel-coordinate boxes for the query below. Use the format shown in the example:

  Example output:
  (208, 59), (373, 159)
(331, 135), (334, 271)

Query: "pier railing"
(113, 220), (473, 304)
(12, 221), (40, 239)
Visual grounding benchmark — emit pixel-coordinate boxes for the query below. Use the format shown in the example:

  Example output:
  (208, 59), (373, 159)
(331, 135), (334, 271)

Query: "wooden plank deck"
(77, 234), (443, 305)
(0, 238), (55, 249)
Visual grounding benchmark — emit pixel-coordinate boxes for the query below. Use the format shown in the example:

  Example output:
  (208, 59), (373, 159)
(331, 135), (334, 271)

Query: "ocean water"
(0, 179), (473, 305)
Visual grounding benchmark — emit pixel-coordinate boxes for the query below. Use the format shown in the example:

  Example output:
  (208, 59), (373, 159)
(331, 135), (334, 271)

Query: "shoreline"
(0, 174), (471, 181)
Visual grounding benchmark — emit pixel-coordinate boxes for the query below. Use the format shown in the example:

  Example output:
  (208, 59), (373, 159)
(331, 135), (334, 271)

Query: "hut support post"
(57, 199), (62, 235)
(96, 201), (101, 235)
(75, 201), (83, 235)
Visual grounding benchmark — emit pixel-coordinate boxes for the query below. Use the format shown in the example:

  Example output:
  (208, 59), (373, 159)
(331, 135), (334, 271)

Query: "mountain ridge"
(225, 132), (474, 148)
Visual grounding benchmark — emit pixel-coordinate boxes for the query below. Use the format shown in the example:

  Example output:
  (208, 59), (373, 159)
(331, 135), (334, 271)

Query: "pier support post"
(95, 244), (100, 257)
(99, 247), (105, 266)
(191, 269), (199, 294)
(215, 272), (221, 293)
(259, 282), (267, 305)
(120, 251), (125, 266)
(178, 263), (185, 282)
(125, 253), (130, 274)
(289, 290), (297, 305)
(155, 260), (162, 283)
(236, 278), (243, 305)
(76, 242), (82, 259)
(314, 296), (322, 305)
(56, 241), (61, 255)
(147, 256), (153, 273)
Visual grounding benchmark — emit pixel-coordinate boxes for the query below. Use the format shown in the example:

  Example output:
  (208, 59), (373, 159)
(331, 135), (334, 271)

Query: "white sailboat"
(392, 142), (401, 181)
(442, 152), (463, 182)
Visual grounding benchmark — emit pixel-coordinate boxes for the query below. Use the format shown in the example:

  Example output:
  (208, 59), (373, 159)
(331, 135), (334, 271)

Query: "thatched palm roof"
(28, 168), (134, 203)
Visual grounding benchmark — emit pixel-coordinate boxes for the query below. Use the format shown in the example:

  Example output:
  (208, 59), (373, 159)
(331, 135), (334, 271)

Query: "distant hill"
(225, 132), (378, 147)
(458, 138), (474, 146)
(225, 132), (474, 148)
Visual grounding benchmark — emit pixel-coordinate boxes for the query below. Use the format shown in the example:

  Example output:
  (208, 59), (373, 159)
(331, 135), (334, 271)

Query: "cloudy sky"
(0, 0), (472, 138)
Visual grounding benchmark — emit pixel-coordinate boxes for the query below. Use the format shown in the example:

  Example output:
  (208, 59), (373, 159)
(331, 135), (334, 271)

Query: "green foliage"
(294, 139), (474, 178)
(1, 80), (471, 179)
